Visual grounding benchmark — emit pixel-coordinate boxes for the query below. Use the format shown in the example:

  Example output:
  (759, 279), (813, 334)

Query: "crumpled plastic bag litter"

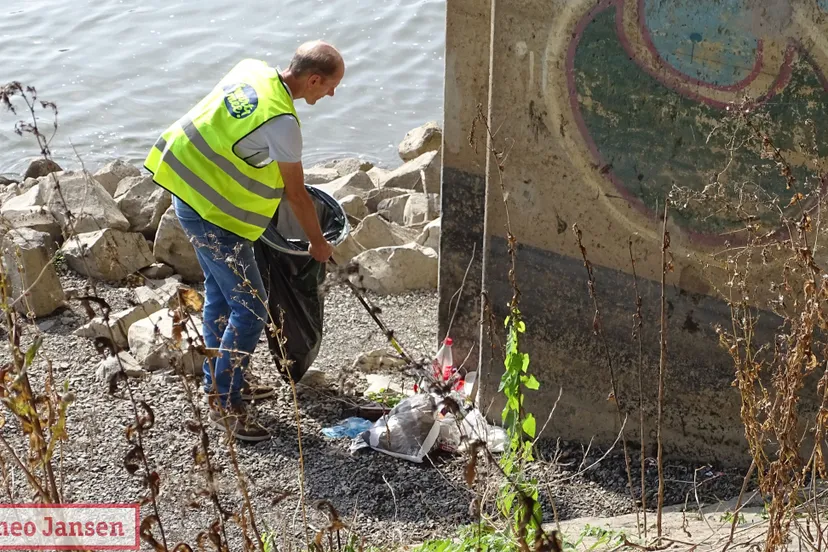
(437, 408), (508, 454)
(350, 394), (441, 463)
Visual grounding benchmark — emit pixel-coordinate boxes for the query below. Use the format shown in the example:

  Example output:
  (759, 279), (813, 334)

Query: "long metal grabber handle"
(329, 258), (416, 365)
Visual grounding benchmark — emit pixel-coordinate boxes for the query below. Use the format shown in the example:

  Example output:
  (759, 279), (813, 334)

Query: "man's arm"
(278, 161), (333, 262)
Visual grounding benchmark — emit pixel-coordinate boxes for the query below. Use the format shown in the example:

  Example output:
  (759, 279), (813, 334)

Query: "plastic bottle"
(435, 337), (454, 381)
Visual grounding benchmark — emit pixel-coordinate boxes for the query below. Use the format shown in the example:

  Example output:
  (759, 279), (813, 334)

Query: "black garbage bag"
(254, 185), (350, 383)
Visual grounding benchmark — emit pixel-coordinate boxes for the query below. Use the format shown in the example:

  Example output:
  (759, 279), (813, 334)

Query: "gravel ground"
(0, 270), (748, 550)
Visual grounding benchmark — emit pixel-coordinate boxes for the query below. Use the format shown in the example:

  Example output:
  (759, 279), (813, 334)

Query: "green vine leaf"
(522, 414), (536, 439)
(523, 374), (540, 390)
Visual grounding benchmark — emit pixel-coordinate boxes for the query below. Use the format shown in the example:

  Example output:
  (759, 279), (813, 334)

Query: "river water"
(0, 0), (445, 175)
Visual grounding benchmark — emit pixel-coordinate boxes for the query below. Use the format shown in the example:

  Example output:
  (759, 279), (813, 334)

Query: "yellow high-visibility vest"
(144, 58), (299, 241)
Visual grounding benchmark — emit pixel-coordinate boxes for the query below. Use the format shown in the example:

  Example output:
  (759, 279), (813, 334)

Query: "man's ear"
(307, 74), (322, 87)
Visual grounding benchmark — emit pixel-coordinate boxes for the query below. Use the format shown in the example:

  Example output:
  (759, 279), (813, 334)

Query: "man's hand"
(308, 240), (334, 262)
(279, 160), (334, 262)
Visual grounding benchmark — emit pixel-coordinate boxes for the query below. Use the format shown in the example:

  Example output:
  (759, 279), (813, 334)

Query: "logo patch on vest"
(223, 83), (258, 119)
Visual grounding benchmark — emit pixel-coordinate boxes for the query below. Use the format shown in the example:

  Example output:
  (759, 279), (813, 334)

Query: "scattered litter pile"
(323, 335), (506, 464)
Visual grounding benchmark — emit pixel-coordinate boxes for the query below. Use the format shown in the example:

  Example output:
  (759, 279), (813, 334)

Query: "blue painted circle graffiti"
(223, 83), (259, 119)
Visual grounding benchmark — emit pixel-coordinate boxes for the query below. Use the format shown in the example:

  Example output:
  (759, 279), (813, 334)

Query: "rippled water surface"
(0, 0), (445, 174)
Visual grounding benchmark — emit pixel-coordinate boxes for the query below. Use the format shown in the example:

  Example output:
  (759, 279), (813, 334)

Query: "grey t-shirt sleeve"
(261, 114), (303, 163)
(233, 114), (302, 165)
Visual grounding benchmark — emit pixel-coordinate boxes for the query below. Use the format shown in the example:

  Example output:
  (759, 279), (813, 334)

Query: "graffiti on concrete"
(546, 0), (828, 243)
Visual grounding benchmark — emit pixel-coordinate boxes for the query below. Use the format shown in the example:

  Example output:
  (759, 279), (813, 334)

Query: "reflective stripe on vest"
(143, 58), (299, 241)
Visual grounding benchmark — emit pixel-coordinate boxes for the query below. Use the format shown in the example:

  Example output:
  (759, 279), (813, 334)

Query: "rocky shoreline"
(0, 122), (443, 379)
(0, 122), (747, 548)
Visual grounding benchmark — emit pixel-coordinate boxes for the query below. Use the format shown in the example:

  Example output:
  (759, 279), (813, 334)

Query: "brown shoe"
(208, 403), (271, 442)
(241, 380), (275, 401)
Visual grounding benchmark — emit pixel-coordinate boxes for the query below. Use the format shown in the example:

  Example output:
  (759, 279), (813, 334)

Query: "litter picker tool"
(329, 258), (416, 365)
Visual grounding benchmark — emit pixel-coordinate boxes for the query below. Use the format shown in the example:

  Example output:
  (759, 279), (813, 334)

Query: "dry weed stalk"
(669, 98), (828, 552)
(572, 224), (641, 535)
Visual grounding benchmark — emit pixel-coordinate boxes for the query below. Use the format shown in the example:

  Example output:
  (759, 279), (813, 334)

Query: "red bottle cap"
(445, 337), (453, 346)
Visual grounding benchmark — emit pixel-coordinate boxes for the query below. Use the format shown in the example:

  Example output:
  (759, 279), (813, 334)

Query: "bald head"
(287, 40), (344, 79)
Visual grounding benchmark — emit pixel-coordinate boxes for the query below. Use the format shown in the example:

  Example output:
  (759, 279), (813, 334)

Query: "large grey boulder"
(127, 308), (205, 374)
(351, 213), (420, 250)
(61, 229), (154, 282)
(153, 205), (203, 282)
(41, 170), (130, 234)
(114, 175), (171, 235)
(23, 159), (62, 180)
(339, 194), (369, 221)
(332, 234), (365, 265)
(134, 276), (185, 309)
(366, 167), (391, 187)
(415, 218), (441, 251)
(351, 244), (438, 294)
(1, 228), (65, 317)
(313, 171), (375, 201)
(376, 195), (409, 225)
(304, 167), (340, 185)
(379, 151), (441, 195)
(319, 157), (374, 176)
(398, 122), (442, 162)
(0, 184), (60, 239)
(75, 303), (163, 350)
(93, 160), (141, 196)
(403, 193), (440, 226)
(361, 187), (411, 213)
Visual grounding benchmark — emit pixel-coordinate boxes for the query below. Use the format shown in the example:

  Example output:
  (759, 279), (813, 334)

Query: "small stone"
(95, 351), (145, 384)
(139, 263), (175, 280)
(36, 319), (58, 332)
(61, 316), (74, 325)
(134, 276), (188, 309)
(299, 367), (327, 388)
(23, 158), (62, 180)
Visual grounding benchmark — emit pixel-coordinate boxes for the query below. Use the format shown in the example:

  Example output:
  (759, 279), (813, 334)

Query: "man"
(144, 40), (343, 441)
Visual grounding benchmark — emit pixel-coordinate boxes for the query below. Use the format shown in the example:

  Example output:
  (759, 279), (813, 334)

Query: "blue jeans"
(173, 196), (268, 407)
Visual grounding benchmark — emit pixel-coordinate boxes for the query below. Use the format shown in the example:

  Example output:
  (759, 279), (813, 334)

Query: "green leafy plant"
(496, 310), (543, 541)
(410, 524), (521, 552)
(365, 388), (405, 409)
